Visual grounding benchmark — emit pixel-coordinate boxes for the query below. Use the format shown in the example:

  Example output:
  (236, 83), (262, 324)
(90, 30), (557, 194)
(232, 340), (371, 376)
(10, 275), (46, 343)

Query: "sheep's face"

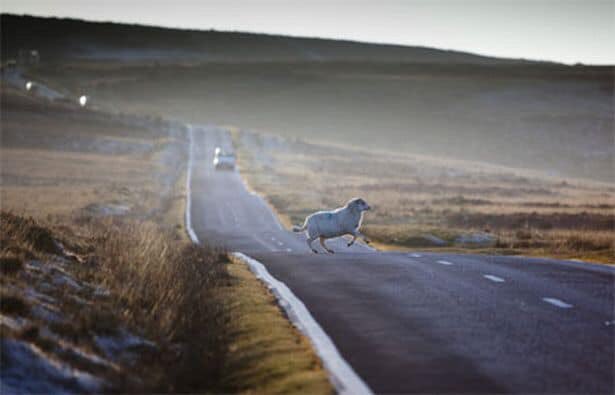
(350, 198), (371, 212)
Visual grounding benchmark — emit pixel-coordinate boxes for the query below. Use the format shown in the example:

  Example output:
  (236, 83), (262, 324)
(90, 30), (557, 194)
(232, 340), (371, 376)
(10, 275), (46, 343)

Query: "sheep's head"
(348, 198), (371, 212)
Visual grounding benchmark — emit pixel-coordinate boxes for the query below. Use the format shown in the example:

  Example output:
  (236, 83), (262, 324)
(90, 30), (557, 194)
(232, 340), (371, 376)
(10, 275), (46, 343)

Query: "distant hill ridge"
(1, 13), (533, 64)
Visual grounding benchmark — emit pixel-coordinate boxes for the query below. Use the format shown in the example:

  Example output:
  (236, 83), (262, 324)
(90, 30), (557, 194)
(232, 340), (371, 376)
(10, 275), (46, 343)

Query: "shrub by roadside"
(0, 211), (230, 393)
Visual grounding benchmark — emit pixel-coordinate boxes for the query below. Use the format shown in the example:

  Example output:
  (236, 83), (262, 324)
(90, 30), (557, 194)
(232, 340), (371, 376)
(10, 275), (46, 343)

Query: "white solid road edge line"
(184, 126), (371, 394)
(185, 125), (200, 244)
(232, 252), (374, 395)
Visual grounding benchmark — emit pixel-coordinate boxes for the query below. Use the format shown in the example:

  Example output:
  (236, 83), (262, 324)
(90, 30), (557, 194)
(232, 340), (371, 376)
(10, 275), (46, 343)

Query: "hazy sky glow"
(3, 0), (614, 64)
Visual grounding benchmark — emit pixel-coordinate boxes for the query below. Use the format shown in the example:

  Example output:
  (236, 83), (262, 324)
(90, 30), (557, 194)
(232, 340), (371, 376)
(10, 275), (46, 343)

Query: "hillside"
(2, 14), (528, 64)
(3, 14), (613, 182)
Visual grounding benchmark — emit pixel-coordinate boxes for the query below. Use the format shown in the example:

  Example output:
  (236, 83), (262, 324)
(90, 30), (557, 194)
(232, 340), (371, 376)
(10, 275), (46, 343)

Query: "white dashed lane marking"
(410, 253), (422, 258)
(286, 248), (293, 252)
(437, 260), (454, 265)
(542, 298), (573, 309)
(483, 274), (505, 283)
(278, 241), (284, 246)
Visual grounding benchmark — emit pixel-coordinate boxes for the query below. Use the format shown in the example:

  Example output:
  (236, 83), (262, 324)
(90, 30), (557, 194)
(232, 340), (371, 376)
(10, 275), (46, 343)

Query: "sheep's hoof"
(365, 239), (371, 244)
(347, 242), (353, 247)
(328, 250), (335, 254)
(312, 249), (319, 254)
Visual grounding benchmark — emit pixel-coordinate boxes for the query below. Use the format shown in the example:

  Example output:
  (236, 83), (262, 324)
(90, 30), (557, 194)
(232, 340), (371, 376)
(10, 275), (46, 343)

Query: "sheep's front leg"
(307, 236), (319, 254)
(347, 234), (357, 247)
(319, 237), (335, 254)
(348, 231), (370, 246)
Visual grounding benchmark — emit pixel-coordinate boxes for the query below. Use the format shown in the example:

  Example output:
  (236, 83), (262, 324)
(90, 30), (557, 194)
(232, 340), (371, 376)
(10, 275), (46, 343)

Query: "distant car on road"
(213, 147), (236, 170)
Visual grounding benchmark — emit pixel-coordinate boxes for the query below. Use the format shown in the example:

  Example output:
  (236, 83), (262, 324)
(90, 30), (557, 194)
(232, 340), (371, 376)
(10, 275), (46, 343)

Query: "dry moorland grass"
(0, 211), (230, 392)
(28, 59), (613, 182)
(233, 130), (614, 263)
(1, 87), (333, 393)
(1, 87), (186, 226)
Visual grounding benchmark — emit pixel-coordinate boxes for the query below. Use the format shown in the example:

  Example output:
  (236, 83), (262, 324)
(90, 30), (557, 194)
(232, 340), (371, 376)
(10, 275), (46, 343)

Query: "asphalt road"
(189, 126), (614, 394)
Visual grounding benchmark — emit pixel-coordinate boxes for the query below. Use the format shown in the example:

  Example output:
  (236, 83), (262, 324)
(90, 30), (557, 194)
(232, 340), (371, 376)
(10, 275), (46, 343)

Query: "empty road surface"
(189, 126), (614, 394)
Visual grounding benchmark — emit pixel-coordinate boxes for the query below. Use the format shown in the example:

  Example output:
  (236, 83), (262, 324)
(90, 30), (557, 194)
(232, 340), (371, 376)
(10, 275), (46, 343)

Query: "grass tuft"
(0, 293), (30, 316)
(0, 255), (24, 275)
(77, 217), (231, 392)
(0, 211), (62, 256)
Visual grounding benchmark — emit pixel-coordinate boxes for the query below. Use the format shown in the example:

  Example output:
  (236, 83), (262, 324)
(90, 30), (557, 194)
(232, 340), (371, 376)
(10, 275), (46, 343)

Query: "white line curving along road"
(232, 252), (372, 395)
(186, 126), (614, 394)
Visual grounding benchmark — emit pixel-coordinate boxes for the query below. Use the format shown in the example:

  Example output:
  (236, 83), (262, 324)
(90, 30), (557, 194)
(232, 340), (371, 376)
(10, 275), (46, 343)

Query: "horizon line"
(3, 12), (614, 66)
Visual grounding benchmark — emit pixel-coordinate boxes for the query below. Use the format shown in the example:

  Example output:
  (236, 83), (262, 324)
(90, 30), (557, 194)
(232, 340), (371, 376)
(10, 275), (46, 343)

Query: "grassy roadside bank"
(231, 130), (614, 264)
(1, 197), (332, 394)
(0, 84), (232, 391)
(1, 211), (230, 393)
(1, 86), (332, 393)
(222, 259), (332, 394)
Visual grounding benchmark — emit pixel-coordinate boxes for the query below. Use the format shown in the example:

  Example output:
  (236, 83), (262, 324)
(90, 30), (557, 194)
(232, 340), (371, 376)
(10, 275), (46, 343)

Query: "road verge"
(230, 252), (373, 395)
(184, 125), (334, 393)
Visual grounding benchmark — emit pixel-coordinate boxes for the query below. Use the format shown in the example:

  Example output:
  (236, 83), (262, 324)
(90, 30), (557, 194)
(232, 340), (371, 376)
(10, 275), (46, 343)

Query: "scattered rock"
(454, 232), (496, 247)
(421, 234), (448, 246)
(82, 203), (131, 216)
(0, 338), (104, 394)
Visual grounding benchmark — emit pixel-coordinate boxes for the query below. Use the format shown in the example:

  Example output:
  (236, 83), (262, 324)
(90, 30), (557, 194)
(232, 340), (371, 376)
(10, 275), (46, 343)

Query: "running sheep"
(292, 198), (371, 253)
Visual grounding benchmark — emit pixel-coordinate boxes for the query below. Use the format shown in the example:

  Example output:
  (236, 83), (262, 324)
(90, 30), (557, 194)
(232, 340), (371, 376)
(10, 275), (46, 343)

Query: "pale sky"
(2, 0), (614, 64)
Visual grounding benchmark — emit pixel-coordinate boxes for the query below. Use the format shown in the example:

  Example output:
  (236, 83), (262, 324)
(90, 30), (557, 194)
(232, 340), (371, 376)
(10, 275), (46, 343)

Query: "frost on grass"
(1, 249), (154, 394)
(95, 329), (158, 361)
(0, 314), (29, 332)
(0, 212), (160, 394)
(2, 211), (229, 393)
(0, 338), (104, 394)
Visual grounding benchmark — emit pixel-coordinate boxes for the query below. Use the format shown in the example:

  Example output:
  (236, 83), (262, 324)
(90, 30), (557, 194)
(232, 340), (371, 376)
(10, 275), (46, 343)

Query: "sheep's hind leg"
(357, 230), (371, 244)
(306, 236), (319, 254)
(319, 237), (335, 254)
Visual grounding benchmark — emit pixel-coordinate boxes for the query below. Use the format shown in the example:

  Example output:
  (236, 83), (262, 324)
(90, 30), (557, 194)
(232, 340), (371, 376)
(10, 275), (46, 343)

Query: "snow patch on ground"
(2, 244), (157, 393)
(0, 339), (104, 394)
(0, 314), (30, 332)
(93, 286), (111, 298)
(95, 329), (157, 361)
(2, 70), (65, 100)
(51, 270), (83, 291)
(24, 287), (57, 305)
(31, 304), (64, 323)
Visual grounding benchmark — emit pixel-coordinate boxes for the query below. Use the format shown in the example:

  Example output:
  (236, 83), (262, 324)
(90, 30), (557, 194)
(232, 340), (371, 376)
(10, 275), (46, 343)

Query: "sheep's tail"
(292, 219), (307, 232)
